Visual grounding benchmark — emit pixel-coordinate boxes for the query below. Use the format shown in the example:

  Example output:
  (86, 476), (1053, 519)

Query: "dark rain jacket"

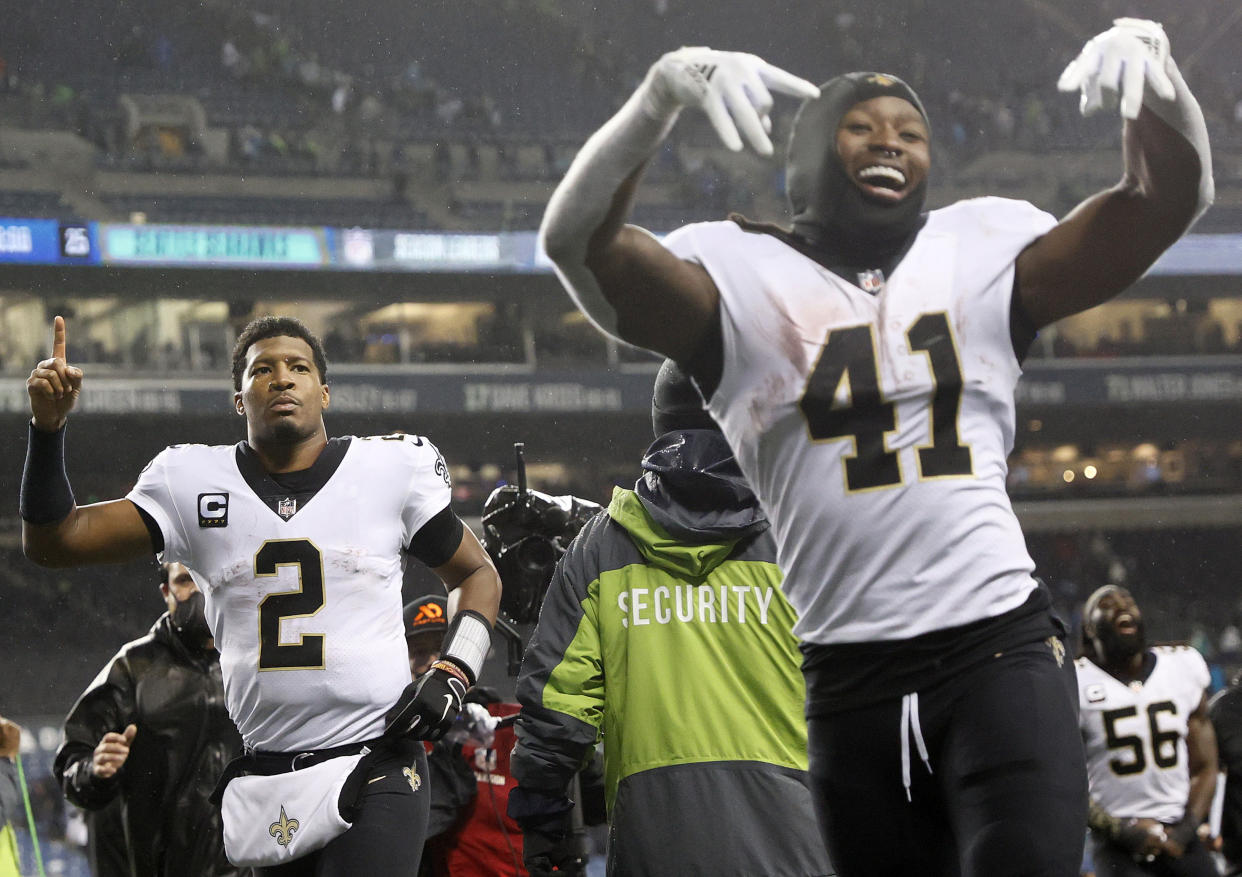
(53, 614), (244, 877)
(1211, 678), (1242, 872)
(0, 758), (18, 876)
(512, 430), (832, 877)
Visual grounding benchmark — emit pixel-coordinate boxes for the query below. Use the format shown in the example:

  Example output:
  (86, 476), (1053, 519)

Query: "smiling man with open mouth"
(534, 20), (1212, 874)
(763, 71), (932, 298)
(1078, 584), (1218, 876)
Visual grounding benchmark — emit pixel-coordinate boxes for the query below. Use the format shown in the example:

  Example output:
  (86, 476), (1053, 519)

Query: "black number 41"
(798, 312), (973, 492)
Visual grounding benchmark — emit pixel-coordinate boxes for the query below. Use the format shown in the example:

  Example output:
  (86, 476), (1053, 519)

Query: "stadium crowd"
(1, 0), (1241, 231)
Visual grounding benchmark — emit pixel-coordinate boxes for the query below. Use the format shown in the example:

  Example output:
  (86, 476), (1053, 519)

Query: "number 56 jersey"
(665, 198), (1057, 645)
(127, 434), (452, 752)
(1077, 646), (1211, 822)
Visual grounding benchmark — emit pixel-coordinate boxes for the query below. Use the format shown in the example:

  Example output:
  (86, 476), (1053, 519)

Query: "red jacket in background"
(427, 702), (526, 877)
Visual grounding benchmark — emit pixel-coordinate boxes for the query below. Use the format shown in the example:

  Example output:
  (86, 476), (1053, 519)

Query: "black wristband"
(20, 421), (76, 524)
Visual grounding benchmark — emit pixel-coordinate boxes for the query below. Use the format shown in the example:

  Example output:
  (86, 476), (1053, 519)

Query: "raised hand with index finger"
(27, 315), (84, 432)
(1057, 18), (1175, 120)
(642, 47), (820, 155)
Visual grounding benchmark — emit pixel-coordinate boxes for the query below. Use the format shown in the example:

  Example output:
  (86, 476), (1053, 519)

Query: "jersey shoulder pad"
(662, 219), (745, 255)
(1153, 644), (1211, 686)
(355, 431), (419, 443)
(1152, 643), (1200, 660)
(353, 432), (440, 453)
(141, 442), (230, 474)
(352, 432), (450, 483)
(935, 195), (1055, 231)
(160, 442), (229, 457)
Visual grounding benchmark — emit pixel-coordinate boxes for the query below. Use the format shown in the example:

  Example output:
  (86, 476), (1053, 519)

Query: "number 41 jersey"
(1077, 646), (1210, 822)
(665, 197), (1057, 645)
(127, 434), (452, 752)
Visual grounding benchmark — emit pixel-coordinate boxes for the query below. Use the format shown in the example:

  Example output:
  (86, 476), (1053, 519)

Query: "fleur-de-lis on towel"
(269, 805), (300, 847)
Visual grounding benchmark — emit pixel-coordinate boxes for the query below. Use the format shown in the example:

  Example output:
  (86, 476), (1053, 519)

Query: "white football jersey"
(127, 434), (452, 751)
(664, 198), (1056, 643)
(1078, 646), (1210, 822)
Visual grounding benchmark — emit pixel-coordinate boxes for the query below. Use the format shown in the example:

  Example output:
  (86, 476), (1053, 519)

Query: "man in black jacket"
(53, 561), (245, 877)
(1212, 671), (1242, 875)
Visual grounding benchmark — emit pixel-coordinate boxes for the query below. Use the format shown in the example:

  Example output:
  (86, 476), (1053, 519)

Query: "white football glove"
(643, 47), (819, 155)
(1057, 18), (1176, 120)
(443, 701), (501, 747)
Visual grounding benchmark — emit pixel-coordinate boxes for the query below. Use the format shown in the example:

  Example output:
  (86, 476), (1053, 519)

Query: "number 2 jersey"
(1077, 646), (1210, 822)
(664, 197), (1057, 645)
(126, 434), (453, 752)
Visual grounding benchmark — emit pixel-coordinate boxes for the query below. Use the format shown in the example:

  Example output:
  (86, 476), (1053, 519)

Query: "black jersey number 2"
(798, 312), (973, 492)
(256, 539), (326, 670)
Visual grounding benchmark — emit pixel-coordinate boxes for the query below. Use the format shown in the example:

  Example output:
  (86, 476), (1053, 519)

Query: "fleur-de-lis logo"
(269, 805), (300, 847)
(1046, 636), (1066, 668)
(403, 766), (422, 792)
(866, 74), (896, 87)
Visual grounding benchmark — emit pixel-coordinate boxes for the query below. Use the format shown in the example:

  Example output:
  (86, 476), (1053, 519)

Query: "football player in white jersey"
(536, 19), (1212, 877)
(1078, 585), (1219, 876)
(21, 315), (501, 876)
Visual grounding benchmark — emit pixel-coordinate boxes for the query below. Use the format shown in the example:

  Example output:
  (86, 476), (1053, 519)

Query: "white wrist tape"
(1144, 56), (1214, 226)
(442, 609), (492, 686)
(539, 73), (680, 339)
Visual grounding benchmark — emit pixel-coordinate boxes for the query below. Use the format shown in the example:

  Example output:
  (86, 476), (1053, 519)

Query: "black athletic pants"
(806, 639), (1088, 876)
(255, 744), (430, 877)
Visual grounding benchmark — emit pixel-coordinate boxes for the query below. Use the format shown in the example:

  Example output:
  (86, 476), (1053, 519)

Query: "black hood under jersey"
(639, 360), (766, 543)
(635, 429), (768, 544)
(787, 71), (930, 267)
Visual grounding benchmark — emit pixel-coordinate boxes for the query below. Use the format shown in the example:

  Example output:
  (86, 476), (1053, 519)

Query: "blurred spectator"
(1079, 585), (1218, 873)
(53, 562), (244, 877)
(405, 593), (586, 877)
(1210, 672), (1242, 875)
(0, 717), (21, 876)
(154, 34), (173, 73)
(332, 83), (351, 115)
(1222, 623), (1242, 664)
(404, 594), (449, 680)
(221, 40), (243, 78)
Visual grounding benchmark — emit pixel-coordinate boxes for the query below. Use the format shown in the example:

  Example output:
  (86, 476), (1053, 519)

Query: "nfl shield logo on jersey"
(857, 269), (885, 294)
(277, 497), (297, 520)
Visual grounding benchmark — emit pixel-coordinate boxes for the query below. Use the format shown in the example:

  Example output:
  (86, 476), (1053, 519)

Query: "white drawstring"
(900, 692), (932, 802)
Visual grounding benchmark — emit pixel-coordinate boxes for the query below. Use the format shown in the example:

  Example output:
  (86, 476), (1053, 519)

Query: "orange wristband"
(432, 659), (470, 687)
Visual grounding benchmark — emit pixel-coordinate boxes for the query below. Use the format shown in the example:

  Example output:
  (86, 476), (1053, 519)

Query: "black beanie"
(651, 359), (717, 438)
(787, 72), (929, 260)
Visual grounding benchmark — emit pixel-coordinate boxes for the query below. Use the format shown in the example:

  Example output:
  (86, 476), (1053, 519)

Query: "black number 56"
(1102, 701), (1180, 775)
